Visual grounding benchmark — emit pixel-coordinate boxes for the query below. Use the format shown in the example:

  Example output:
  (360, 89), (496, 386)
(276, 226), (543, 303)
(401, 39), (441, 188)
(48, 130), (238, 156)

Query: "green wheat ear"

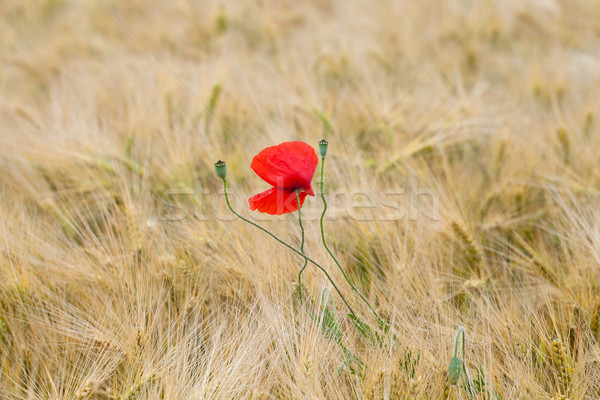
(556, 127), (570, 163)
(550, 337), (572, 398)
(582, 110), (594, 138)
(206, 83), (222, 133)
(215, 7), (228, 33)
(590, 298), (600, 341)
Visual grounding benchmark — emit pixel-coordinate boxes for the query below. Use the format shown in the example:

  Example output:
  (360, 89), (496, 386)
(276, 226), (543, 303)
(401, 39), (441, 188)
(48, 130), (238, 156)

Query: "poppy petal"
(251, 141), (318, 191)
(248, 187), (307, 215)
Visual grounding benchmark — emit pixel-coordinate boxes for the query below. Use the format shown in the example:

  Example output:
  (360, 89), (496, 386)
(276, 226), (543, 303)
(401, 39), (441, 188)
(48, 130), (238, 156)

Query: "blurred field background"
(1, 0), (600, 398)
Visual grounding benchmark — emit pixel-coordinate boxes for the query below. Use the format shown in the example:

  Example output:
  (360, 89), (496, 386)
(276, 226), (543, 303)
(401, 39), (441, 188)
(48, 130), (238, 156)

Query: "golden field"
(1, 0), (600, 398)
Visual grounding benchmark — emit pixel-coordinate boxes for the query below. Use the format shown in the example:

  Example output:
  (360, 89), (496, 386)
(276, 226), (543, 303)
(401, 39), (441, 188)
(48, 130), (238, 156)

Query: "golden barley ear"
(408, 374), (421, 396)
(303, 356), (314, 378)
(514, 235), (558, 286)
(550, 337), (572, 398)
(450, 220), (482, 274)
(74, 379), (94, 399)
(125, 203), (141, 253)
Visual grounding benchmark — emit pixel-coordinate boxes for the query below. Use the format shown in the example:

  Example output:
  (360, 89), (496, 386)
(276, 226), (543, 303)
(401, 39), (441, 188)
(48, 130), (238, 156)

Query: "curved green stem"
(221, 179), (356, 316)
(318, 157), (387, 329)
(296, 190), (308, 304)
(453, 326), (466, 358)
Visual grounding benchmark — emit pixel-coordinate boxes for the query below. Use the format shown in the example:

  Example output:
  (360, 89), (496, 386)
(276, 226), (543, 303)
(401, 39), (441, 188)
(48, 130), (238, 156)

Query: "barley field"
(1, 0), (600, 399)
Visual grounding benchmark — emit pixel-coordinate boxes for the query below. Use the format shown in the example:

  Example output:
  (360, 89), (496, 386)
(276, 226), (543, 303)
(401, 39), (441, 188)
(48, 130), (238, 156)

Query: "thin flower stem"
(221, 179), (356, 316)
(296, 190), (308, 304)
(318, 157), (387, 329)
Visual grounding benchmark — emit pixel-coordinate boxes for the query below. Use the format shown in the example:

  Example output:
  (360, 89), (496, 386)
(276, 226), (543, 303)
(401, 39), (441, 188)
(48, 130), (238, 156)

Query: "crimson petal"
(250, 141), (318, 192)
(248, 187), (307, 215)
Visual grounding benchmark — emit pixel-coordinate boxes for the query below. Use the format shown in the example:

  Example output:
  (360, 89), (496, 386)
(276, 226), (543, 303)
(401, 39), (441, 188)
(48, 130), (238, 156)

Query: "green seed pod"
(448, 357), (462, 385)
(318, 139), (328, 157)
(214, 160), (227, 180)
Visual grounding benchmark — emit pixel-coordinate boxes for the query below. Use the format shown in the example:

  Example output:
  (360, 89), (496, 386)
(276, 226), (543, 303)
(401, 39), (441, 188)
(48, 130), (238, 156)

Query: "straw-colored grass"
(1, 0), (600, 398)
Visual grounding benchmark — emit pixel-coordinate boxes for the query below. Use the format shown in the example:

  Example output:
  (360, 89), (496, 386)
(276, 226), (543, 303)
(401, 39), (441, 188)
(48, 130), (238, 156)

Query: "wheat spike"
(550, 337), (572, 397)
(590, 299), (600, 341)
(451, 220), (482, 272)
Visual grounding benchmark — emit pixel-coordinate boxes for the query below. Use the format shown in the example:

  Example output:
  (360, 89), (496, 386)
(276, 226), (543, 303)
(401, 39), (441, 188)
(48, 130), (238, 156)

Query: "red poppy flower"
(248, 141), (318, 215)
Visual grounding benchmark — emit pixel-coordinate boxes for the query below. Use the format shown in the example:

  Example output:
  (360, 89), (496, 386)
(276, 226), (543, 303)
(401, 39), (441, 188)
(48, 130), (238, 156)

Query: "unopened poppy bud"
(214, 160), (227, 180)
(318, 139), (328, 157)
(448, 357), (462, 385)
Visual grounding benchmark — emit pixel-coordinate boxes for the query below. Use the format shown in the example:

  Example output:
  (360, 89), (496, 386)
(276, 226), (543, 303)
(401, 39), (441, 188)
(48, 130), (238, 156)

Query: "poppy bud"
(448, 357), (462, 385)
(214, 160), (227, 180)
(318, 139), (328, 157)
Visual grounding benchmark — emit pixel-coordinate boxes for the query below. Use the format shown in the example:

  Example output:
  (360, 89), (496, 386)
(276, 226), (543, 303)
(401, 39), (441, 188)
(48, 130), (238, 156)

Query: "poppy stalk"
(294, 189), (308, 304)
(316, 140), (388, 331)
